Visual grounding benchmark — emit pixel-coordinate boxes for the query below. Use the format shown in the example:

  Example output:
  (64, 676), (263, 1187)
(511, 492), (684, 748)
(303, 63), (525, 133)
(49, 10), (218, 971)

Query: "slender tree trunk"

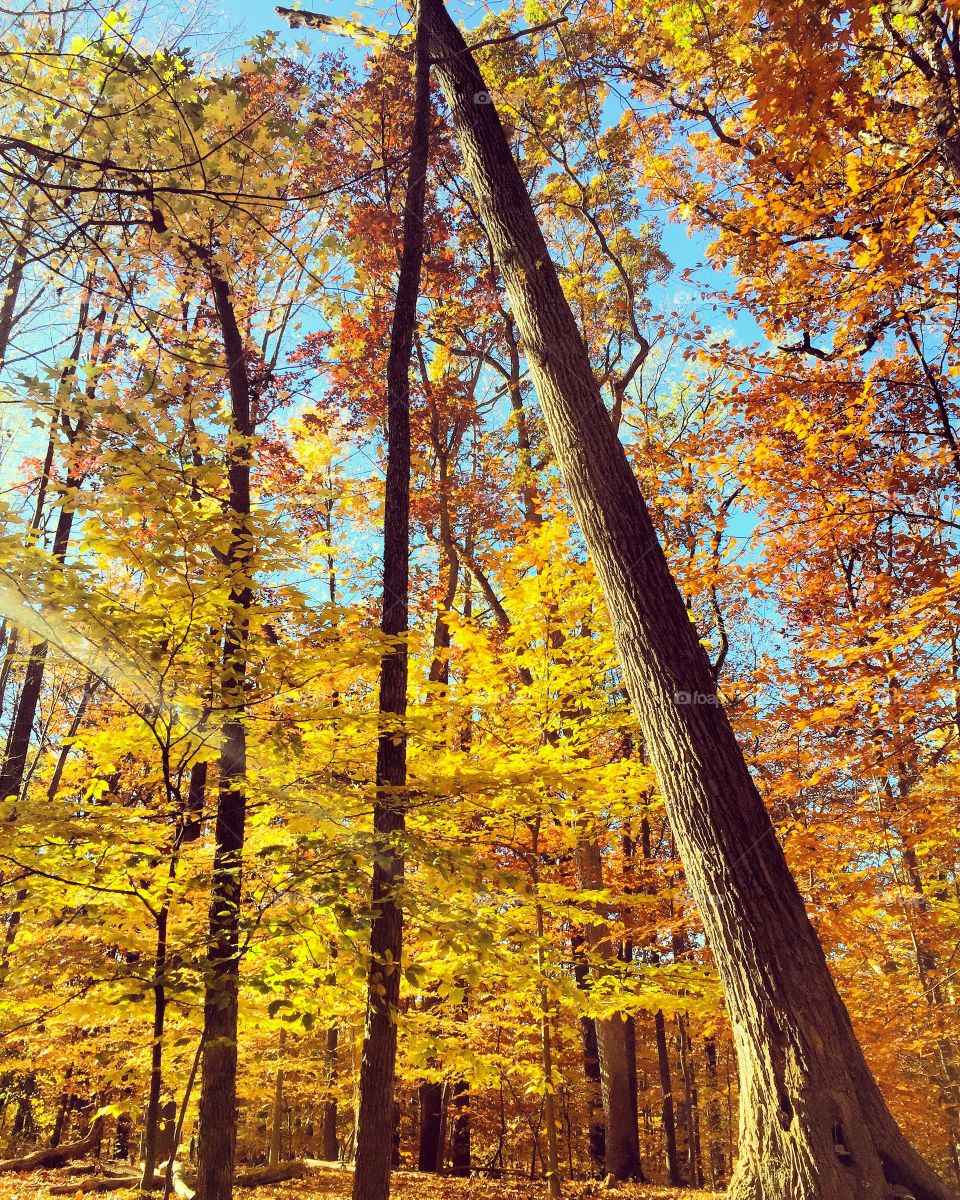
(0, 626), (19, 729)
(269, 1030), (286, 1166)
(676, 1015), (702, 1188)
(50, 1069), (73, 1149)
(654, 1010), (681, 1185)
(322, 1024), (339, 1161)
(195, 269), (256, 1200)
(449, 1081), (470, 1176)
(571, 935), (606, 1176)
(574, 840), (643, 1182)
(412, 6), (956, 1196)
(351, 18), (430, 1200)
(531, 821), (561, 1198)
(704, 1036), (725, 1187)
(0, 194), (34, 373)
(140, 904), (169, 1187)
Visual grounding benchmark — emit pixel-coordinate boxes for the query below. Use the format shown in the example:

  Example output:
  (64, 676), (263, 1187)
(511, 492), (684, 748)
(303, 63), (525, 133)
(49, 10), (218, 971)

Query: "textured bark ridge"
(415, 2), (957, 1196)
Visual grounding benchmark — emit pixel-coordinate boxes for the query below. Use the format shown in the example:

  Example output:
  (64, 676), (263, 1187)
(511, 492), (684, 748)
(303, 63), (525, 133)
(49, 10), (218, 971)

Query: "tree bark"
(413, 5), (957, 1196)
(195, 268), (255, 1200)
(351, 16), (430, 1200)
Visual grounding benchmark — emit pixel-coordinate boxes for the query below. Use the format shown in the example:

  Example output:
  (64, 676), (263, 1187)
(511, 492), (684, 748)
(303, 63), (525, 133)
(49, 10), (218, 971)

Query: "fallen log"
(234, 1161), (306, 1187)
(50, 1163), (197, 1197)
(50, 1178), (136, 1195)
(47, 1158), (309, 1196)
(62, 1161), (130, 1177)
(0, 1115), (105, 1173)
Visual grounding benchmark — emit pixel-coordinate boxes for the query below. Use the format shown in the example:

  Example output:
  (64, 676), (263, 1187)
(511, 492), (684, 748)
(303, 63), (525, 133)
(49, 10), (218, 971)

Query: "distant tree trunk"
(531, 821), (561, 1199)
(322, 1024), (339, 1161)
(418, 1080), (443, 1172)
(0, 193), (34, 373)
(572, 936), (606, 1176)
(704, 1036), (725, 1187)
(351, 17), (430, 1200)
(450, 1081), (470, 1177)
(269, 1030), (287, 1166)
(414, 5), (956, 1196)
(182, 760), (207, 844)
(140, 902), (169, 1187)
(676, 1015), (702, 1188)
(114, 1112), (132, 1162)
(0, 284), (104, 809)
(574, 840), (644, 1182)
(653, 1011), (680, 1186)
(50, 1070), (73, 1149)
(436, 1082), (451, 1172)
(195, 267), (256, 1200)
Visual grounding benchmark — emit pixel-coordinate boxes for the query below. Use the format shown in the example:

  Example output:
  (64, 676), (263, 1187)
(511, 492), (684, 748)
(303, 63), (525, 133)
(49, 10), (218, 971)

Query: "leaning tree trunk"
(351, 16), (431, 1200)
(195, 268), (256, 1200)
(405, 4), (957, 1197)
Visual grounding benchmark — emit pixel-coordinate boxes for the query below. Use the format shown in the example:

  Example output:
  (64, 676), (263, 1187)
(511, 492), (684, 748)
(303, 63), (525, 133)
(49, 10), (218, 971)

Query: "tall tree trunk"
(195, 268), (255, 1200)
(410, 6), (956, 1196)
(351, 16), (430, 1200)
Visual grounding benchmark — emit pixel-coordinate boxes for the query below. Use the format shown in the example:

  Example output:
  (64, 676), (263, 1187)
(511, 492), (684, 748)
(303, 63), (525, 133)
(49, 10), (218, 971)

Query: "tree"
(352, 12), (431, 1200)
(396, 0), (957, 1195)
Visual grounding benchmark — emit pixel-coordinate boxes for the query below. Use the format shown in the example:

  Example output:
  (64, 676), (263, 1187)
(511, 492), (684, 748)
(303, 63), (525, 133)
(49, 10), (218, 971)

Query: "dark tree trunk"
(351, 17), (430, 1200)
(114, 1112), (132, 1162)
(676, 1015), (702, 1188)
(704, 1036), (725, 1187)
(140, 905), (168, 1186)
(182, 760), (207, 844)
(654, 1011), (681, 1186)
(0, 487), (78, 804)
(322, 1024), (339, 1161)
(418, 1082), (443, 1172)
(572, 935), (606, 1176)
(411, 5), (956, 1196)
(575, 840), (644, 1182)
(195, 269), (255, 1200)
(269, 1030), (286, 1166)
(450, 1082), (470, 1177)
(50, 1070), (73, 1149)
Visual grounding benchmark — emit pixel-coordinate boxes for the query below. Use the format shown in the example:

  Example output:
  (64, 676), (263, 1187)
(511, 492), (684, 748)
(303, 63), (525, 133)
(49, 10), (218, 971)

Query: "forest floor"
(8, 1160), (719, 1200)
